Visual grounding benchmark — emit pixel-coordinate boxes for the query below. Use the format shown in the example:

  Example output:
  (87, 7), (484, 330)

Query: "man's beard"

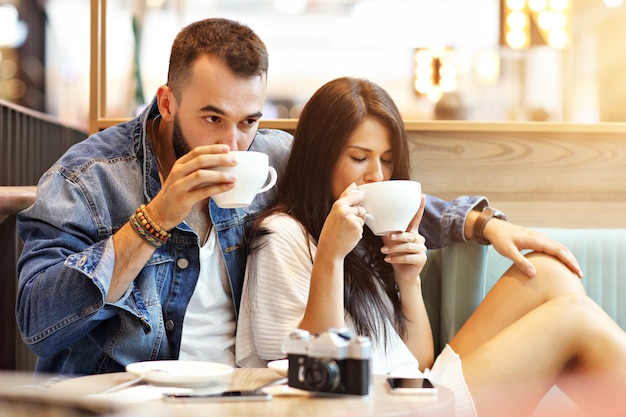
(172, 114), (191, 159)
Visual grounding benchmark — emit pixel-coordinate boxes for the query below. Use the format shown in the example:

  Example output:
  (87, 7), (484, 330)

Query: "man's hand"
(483, 219), (583, 278)
(148, 144), (237, 230)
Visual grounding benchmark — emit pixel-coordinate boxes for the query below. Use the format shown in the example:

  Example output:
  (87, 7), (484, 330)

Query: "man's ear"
(156, 85), (176, 122)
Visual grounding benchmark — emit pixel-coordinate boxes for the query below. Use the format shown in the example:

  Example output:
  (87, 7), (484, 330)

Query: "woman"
(236, 77), (626, 417)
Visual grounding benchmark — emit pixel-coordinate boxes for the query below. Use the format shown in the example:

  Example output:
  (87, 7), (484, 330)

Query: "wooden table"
(43, 368), (454, 417)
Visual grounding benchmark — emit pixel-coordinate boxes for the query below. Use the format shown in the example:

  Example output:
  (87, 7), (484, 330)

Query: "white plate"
(126, 360), (233, 387)
(267, 359), (289, 376)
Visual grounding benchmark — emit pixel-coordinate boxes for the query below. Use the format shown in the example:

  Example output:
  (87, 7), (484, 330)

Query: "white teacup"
(357, 180), (422, 236)
(212, 151), (278, 208)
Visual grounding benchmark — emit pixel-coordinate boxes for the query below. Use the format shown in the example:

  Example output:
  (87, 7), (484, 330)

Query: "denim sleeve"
(16, 170), (134, 357)
(420, 194), (489, 249)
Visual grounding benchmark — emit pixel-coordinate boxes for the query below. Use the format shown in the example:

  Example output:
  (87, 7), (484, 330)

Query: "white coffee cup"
(212, 151), (278, 208)
(357, 180), (422, 236)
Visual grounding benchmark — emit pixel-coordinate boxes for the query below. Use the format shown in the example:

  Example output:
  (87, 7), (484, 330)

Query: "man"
(16, 18), (581, 376)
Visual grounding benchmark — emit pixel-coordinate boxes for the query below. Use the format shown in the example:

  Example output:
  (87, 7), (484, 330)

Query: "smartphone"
(163, 390), (272, 402)
(386, 377), (438, 395)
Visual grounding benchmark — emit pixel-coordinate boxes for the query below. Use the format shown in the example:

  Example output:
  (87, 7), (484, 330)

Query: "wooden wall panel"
(406, 124), (626, 228)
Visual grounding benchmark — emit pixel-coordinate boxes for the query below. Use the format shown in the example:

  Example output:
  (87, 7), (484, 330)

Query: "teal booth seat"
(422, 228), (626, 353)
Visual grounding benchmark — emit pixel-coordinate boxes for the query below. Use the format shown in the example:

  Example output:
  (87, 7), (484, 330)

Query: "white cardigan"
(235, 213), (420, 375)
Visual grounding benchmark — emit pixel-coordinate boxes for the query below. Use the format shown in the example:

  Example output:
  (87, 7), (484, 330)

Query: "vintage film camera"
(282, 328), (371, 396)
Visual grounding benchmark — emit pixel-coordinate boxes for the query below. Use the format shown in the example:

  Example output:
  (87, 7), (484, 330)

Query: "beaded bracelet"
(129, 205), (171, 248)
(136, 204), (171, 241)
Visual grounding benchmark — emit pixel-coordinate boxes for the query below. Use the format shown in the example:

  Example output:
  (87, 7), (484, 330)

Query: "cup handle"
(258, 166), (278, 194)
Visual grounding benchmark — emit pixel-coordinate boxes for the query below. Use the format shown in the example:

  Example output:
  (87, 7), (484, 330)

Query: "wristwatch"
(472, 206), (508, 245)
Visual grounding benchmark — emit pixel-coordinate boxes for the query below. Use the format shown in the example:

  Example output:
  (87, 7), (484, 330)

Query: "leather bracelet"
(472, 206), (508, 245)
(129, 212), (168, 247)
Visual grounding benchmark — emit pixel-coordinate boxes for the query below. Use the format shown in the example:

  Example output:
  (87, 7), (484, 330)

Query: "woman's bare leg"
(459, 294), (626, 417)
(451, 252), (585, 357)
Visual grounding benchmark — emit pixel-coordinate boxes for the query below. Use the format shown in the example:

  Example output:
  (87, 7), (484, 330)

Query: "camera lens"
(304, 359), (341, 392)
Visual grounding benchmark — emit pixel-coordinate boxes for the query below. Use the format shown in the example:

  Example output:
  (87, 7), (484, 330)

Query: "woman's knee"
(545, 294), (605, 325)
(524, 252), (586, 295)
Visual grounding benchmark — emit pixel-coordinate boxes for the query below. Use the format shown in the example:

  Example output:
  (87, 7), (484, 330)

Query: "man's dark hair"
(167, 18), (268, 99)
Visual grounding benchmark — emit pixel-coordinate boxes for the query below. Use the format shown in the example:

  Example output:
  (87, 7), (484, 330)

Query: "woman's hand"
(380, 194), (428, 285)
(317, 183), (367, 260)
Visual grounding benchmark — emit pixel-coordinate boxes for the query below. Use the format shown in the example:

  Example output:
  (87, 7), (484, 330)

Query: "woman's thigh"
(458, 294), (626, 417)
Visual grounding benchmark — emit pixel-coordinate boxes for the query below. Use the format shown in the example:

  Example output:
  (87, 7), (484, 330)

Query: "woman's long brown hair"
(247, 77), (411, 342)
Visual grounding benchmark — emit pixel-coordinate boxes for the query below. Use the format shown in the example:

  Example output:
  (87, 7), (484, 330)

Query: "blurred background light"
(0, 4), (28, 48)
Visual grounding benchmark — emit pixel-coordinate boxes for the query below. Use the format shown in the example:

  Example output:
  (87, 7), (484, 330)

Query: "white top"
(235, 213), (420, 375)
(179, 226), (236, 366)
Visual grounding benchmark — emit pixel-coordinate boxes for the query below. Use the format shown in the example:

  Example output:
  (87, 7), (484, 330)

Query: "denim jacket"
(16, 98), (486, 376)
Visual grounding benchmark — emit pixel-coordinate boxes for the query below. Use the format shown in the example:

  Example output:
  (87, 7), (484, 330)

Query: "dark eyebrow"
(247, 111), (263, 119)
(346, 145), (393, 154)
(200, 104), (225, 115)
(199, 105), (263, 119)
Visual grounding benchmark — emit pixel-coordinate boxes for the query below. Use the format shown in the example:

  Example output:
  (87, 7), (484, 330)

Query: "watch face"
(493, 210), (508, 221)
